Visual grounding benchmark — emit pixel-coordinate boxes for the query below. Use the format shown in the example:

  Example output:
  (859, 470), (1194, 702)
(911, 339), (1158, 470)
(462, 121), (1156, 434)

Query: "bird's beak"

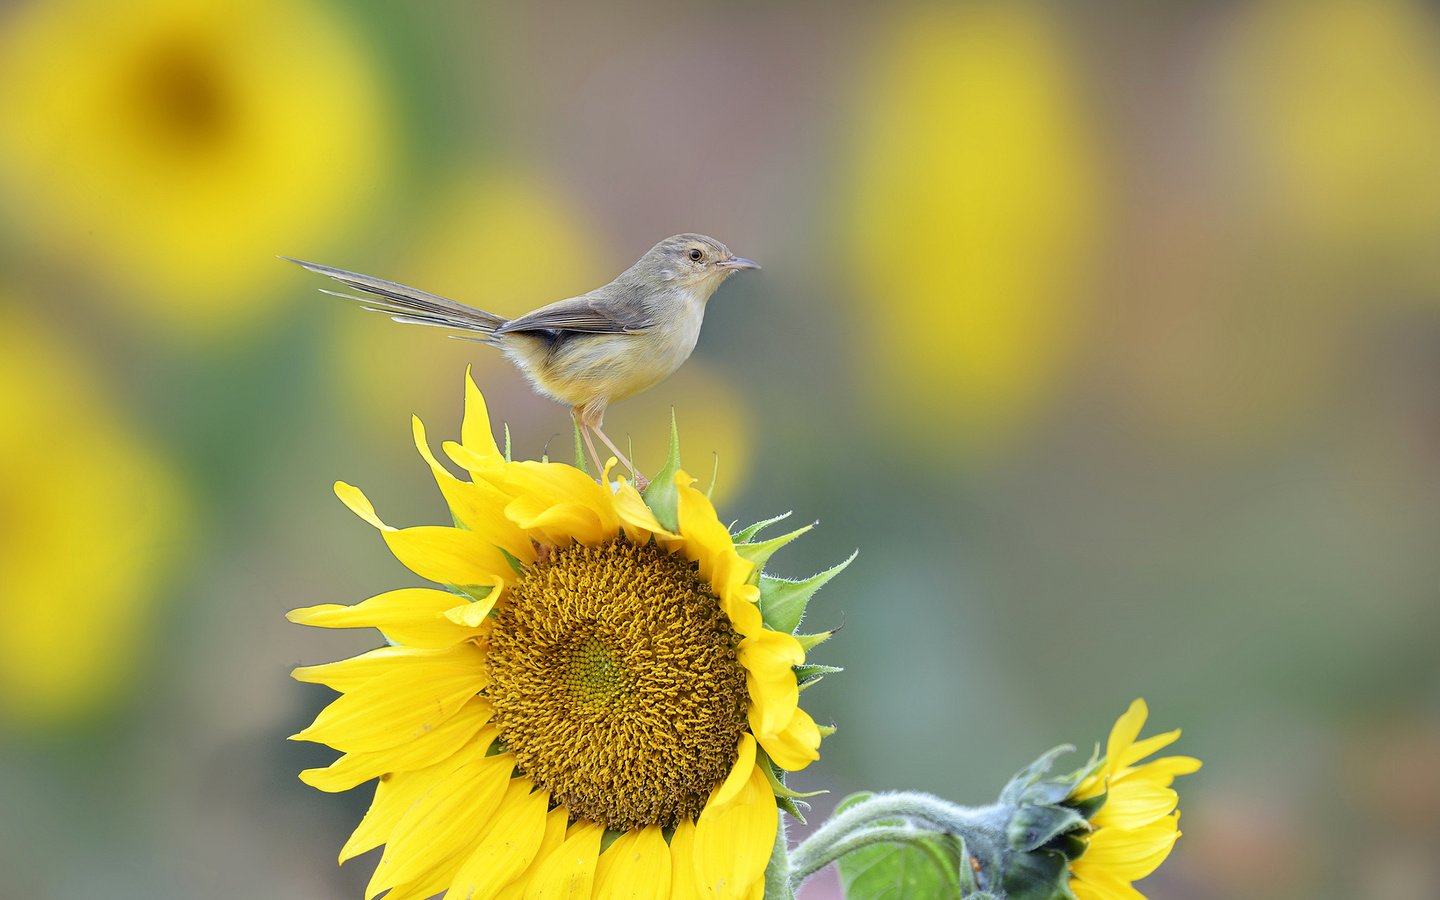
(716, 255), (761, 271)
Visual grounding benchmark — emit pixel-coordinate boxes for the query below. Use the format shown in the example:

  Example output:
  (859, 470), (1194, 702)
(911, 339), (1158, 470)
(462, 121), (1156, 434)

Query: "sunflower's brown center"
(486, 538), (749, 831)
(131, 37), (234, 151)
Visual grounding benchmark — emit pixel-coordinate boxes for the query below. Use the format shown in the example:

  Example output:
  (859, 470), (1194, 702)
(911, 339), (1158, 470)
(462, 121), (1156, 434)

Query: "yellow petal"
(523, 818), (604, 898)
(444, 778), (551, 899)
(710, 734), (758, 811)
(443, 439), (495, 475)
(1126, 755), (1203, 787)
(414, 414), (535, 562)
(612, 478), (676, 542)
(1090, 780), (1177, 832)
(299, 697), (494, 793)
(383, 525), (511, 587)
(445, 588), (502, 627)
(288, 588), (489, 649)
(674, 472), (753, 589)
(496, 806), (571, 900)
(291, 645), (488, 752)
(1104, 699), (1149, 776)
(756, 706), (822, 773)
(668, 816), (704, 900)
(506, 498), (611, 548)
(340, 741), (486, 863)
(1079, 813), (1180, 883)
(693, 761), (776, 898)
(1070, 865), (1147, 900)
(384, 869), (460, 900)
(594, 825), (671, 900)
(291, 646), (442, 692)
(1119, 728), (1181, 769)
(461, 367), (504, 463)
(368, 734), (514, 894)
(718, 582), (763, 638)
(336, 481), (391, 531)
(738, 630), (803, 738)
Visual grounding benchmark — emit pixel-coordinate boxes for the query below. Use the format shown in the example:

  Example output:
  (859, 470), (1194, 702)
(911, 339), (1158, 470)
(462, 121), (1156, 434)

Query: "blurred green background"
(2, 1), (1438, 897)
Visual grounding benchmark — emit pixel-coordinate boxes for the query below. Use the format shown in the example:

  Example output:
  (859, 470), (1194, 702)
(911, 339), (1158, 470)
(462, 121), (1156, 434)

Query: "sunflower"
(0, 302), (187, 728)
(1065, 699), (1202, 900)
(289, 372), (826, 899)
(0, 0), (392, 338)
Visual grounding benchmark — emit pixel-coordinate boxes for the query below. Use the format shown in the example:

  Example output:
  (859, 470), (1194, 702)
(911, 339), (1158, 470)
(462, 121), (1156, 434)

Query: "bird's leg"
(592, 423), (647, 492)
(573, 409), (608, 478)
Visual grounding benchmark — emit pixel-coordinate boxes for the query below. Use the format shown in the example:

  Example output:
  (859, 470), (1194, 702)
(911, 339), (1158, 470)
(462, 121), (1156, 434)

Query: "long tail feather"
(282, 257), (507, 336)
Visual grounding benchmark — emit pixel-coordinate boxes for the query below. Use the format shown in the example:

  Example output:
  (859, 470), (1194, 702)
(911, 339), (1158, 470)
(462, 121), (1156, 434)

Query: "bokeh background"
(2, 0), (1438, 897)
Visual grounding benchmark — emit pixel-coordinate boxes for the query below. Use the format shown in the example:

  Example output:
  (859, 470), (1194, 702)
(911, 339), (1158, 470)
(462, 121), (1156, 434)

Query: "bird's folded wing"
(497, 294), (652, 335)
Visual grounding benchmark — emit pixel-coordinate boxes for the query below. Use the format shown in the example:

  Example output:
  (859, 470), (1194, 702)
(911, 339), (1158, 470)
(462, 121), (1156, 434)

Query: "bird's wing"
(282, 257), (507, 334)
(496, 293), (653, 335)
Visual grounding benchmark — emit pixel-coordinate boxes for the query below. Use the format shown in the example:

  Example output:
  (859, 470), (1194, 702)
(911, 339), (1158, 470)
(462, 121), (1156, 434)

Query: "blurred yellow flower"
(0, 304), (187, 728)
(1219, 0), (1440, 275)
(0, 0), (393, 337)
(328, 169), (606, 444)
(844, 4), (1103, 455)
(290, 374), (819, 898)
(1068, 699), (1202, 900)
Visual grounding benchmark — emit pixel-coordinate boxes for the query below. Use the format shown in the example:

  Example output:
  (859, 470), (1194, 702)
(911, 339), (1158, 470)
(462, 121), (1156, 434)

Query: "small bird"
(284, 234), (759, 488)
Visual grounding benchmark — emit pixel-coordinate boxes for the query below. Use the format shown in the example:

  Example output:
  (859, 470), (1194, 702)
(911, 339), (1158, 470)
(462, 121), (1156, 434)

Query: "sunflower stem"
(788, 824), (950, 886)
(765, 813), (796, 899)
(787, 792), (1009, 889)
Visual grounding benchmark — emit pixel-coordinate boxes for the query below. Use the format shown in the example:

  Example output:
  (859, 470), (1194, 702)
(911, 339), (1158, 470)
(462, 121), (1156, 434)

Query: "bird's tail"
(282, 257), (507, 341)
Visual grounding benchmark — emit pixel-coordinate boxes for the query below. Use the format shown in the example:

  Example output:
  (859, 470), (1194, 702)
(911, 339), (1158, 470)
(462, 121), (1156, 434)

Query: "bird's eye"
(688, 248), (703, 261)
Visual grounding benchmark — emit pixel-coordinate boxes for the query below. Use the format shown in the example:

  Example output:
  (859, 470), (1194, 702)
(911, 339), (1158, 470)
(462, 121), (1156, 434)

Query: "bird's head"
(636, 233), (760, 294)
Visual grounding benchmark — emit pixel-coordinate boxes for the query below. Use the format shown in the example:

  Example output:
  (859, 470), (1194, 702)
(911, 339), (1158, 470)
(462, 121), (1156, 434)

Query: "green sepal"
(498, 547), (527, 577)
(794, 631), (834, 652)
(998, 847), (1073, 900)
(503, 424), (512, 462)
(757, 748), (810, 823)
(1068, 790), (1106, 822)
(734, 523), (814, 574)
(1006, 804), (1089, 854)
(1000, 744), (1076, 806)
(834, 791), (972, 899)
(705, 450), (719, 500)
(572, 421), (590, 476)
(815, 722), (837, 738)
(794, 663), (842, 689)
(757, 748), (827, 801)
(1053, 832), (1088, 862)
(453, 583), (495, 603)
(733, 511), (793, 543)
(641, 409), (682, 532)
(758, 550), (856, 635)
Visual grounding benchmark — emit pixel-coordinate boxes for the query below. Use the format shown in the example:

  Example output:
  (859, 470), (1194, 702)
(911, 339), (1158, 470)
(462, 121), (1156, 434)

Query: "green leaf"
(642, 409), (681, 532)
(733, 511), (793, 543)
(758, 550), (856, 634)
(734, 523), (814, 573)
(835, 793), (968, 899)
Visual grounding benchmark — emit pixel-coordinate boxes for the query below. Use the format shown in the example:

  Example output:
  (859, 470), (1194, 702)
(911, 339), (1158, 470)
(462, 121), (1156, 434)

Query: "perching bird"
(284, 234), (758, 488)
